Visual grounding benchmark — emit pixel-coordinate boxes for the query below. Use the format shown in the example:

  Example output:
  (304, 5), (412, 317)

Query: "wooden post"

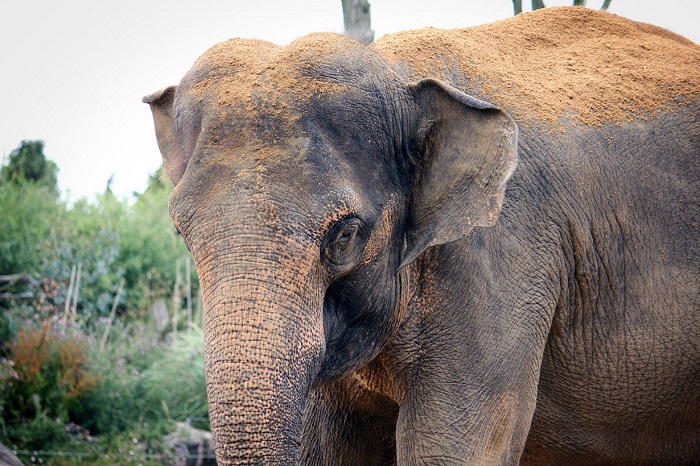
(195, 288), (203, 328)
(99, 278), (125, 354)
(70, 262), (82, 324)
(172, 259), (181, 337)
(186, 257), (192, 324)
(62, 264), (77, 328)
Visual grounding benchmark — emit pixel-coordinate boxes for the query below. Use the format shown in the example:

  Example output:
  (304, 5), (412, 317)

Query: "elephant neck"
(351, 255), (427, 405)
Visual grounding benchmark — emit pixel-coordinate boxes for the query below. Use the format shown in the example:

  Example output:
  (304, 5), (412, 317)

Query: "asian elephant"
(144, 7), (700, 465)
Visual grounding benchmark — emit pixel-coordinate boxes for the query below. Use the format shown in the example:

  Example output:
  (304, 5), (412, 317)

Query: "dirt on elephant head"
(187, 34), (353, 105)
(374, 6), (700, 127)
(182, 34), (353, 157)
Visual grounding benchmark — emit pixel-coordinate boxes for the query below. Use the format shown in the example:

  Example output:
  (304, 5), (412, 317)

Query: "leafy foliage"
(79, 320), (163, 437)
(43, 192), (127, 318)
(0, 181), (60, 275)
(0, 140), (58, 193)
(140, 326), (208, 428)
(0, 155), (196, 321)
(0, 144), (205, 461)
(0, 140), (61, 275)
(116, 167), (192, 316)
(0, 322), (100, 450)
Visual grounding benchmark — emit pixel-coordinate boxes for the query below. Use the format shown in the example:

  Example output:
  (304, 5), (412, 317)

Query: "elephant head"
(144, 34), (517, 464)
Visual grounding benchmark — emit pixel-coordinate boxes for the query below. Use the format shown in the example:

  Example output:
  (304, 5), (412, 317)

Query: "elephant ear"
(400, 79), (518, 269)
(143, 86), (186, 184)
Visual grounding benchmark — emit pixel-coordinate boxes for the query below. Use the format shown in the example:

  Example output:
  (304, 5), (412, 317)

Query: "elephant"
(144, 7), (700, 465)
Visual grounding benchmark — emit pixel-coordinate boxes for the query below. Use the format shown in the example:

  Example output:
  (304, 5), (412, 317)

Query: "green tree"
(0, 141), (60, 274)
(0, 141), (60, 275)
(0, 140), (58, 194)
(118, 166), (197, 316)
(0, 183), (59, 275)
(43, 189), (127, 318)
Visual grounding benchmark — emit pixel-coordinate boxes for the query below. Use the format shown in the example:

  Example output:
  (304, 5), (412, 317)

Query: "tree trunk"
(0, 273), (40, 299)
(342, 0), (374, 45)
(0, 273), (39, 291)
(513, 0), (523, 15)
(532, 0), (546, 10)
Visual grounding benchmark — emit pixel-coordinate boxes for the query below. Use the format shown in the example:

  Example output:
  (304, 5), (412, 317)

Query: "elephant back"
(373, 6), (700, 129)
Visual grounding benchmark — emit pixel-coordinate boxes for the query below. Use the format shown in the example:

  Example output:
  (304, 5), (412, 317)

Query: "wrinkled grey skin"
(144, 29), (700, 466)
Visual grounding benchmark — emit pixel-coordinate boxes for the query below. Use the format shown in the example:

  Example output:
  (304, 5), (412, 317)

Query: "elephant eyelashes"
(321, 217), (367, 278)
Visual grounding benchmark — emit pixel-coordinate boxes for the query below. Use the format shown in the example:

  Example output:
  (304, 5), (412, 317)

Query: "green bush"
(0, 167), (196, 326)
(43, 192), (126, 320)
(79, 320), (162, 437)
(79, 323), (209, 437)
(0, 148), (207, 458)
(116, 169), (197, 318)
(0, 182), (59, 275)
(1, 320), (210, 459)
(40, 168), (197, 324)
(0, 321), (100, 450)
(140, 325), (209, 428)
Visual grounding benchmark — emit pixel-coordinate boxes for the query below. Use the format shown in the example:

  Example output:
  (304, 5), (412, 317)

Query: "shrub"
(117, 169), (198, 318)
(140, 325), (208, 427)
(0, 182), (59, 275)
(79, 320), (162, 437)
(42, 192), (126, 321)
(0, 321), (99, 449)
(0, 157), (207, 457)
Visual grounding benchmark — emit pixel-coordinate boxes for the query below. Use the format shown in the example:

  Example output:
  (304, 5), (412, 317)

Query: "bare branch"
(0, 273), (39, 292)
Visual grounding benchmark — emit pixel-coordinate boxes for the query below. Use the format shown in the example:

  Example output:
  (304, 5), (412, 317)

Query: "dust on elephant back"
(376, 7), (700, 127)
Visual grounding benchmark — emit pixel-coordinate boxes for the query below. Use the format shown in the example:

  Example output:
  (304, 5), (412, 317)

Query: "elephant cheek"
(200, 253), (325, 465)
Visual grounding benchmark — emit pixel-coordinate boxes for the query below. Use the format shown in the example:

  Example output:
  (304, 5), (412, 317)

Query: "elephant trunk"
(201, 247), (324, 465)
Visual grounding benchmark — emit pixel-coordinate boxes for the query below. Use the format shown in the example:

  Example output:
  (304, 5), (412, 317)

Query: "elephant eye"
(321, 217), (366, 278)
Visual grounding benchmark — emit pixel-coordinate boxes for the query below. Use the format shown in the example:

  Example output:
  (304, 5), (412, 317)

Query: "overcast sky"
(1, 0), (698, 201)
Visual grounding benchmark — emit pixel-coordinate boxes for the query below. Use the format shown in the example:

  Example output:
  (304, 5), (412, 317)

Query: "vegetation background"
(0, 140), (207, 464)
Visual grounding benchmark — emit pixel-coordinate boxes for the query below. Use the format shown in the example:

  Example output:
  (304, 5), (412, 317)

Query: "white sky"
(1, 0), (698, 201)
